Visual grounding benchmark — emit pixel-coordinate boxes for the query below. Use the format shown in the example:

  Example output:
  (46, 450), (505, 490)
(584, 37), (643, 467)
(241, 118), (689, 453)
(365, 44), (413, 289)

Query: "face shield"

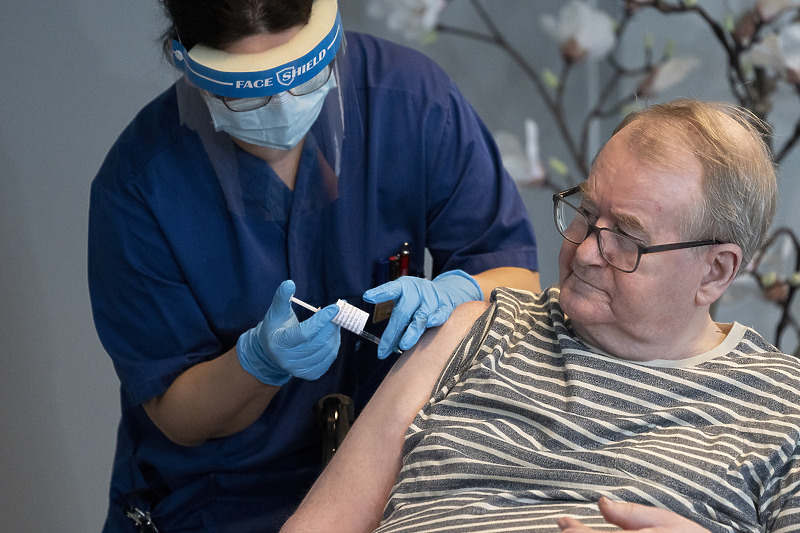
(169, 0), (361, 217)
(171, 0), (342, 99)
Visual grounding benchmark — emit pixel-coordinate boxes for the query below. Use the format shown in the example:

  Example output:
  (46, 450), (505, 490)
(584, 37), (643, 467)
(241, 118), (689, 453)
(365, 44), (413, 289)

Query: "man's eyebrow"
(611, 209), (647, 235)
(581, 183), (648, 235)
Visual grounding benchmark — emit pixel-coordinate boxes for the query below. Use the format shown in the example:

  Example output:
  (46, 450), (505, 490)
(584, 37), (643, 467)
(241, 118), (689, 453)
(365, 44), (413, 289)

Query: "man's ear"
(697, 243), (743, 307)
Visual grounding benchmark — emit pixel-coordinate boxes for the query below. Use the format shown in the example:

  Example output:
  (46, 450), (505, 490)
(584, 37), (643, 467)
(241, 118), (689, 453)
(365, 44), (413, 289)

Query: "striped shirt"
(375, 287), (800, 533)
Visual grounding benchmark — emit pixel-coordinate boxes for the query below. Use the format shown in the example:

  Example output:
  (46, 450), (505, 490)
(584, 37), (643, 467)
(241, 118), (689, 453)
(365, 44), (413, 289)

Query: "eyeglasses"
(217, 63), (333, 112)
(553, 186), (721, 273)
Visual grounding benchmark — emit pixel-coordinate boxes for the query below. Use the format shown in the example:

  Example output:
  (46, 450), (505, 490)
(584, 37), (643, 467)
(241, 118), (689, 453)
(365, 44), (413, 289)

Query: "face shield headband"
(171, 0), (342, 99)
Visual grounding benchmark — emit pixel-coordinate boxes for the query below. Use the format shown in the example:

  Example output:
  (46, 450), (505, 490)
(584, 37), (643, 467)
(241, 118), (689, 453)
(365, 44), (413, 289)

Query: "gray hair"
(612, 99), (777, 268)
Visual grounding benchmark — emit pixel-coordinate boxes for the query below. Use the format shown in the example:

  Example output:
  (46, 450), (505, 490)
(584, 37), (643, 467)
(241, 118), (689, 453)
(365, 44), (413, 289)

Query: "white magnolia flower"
(722, 231), (800, 306)
(756, 0), (800, 22)
(367, 0), (447, 41)
(495, 119), (546, 187)
(541, 0), (616, 62)
(756, 231), (798, 284)
(742, 23), (800, 82)
(733, 0), (800, 43)
(637, 56), (701, 96)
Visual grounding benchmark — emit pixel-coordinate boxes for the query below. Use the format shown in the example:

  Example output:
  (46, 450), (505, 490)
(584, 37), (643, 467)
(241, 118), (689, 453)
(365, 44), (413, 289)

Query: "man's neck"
(572, 314), (725, 362)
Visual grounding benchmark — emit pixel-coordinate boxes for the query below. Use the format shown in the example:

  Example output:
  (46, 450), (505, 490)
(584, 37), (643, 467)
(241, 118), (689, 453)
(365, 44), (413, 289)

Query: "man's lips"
(566, 269), (604, 294)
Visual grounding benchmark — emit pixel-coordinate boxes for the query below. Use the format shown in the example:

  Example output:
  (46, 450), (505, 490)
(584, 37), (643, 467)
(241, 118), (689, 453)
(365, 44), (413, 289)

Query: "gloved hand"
(237, 280), (341, 386)
(363, 270), (483, 359)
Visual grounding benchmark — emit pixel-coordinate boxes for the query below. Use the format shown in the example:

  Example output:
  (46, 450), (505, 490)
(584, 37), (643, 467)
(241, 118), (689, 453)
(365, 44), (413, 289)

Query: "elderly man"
(281, 100), (800, 532)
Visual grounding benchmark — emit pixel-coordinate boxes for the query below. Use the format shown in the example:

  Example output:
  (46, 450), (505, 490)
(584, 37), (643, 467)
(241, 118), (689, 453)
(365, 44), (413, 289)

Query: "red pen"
(398, 242), (410, 277)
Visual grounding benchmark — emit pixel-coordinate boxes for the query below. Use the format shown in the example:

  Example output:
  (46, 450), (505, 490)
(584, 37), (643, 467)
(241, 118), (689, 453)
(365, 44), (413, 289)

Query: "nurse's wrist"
(432, 269), (484, 302)
(236, 328), (291, 386)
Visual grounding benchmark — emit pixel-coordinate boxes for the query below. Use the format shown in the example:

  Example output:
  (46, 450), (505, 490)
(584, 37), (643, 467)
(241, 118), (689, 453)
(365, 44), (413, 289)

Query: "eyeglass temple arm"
(641, 239), (722, 254)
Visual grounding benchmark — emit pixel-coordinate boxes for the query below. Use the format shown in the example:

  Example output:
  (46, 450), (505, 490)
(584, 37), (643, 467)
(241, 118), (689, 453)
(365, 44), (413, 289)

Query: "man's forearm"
(282, 301), (490, 531)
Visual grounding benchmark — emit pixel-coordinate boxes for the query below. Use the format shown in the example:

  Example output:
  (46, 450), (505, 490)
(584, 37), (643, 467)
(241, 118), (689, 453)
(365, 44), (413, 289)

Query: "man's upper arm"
(281, 301), (490, 533)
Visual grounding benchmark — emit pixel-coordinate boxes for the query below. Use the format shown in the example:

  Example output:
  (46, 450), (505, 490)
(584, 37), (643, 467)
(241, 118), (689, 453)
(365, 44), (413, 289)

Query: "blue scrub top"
(90, 32), (538, 532)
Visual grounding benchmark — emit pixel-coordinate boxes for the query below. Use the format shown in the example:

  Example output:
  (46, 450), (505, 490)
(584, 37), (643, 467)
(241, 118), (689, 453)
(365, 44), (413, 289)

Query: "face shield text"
(235, 79), (275, 90)
(277, 50), (327, 87)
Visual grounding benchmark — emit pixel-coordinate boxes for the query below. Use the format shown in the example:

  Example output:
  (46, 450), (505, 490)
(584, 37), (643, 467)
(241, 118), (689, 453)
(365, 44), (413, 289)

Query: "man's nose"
(573, 228), (606, 267)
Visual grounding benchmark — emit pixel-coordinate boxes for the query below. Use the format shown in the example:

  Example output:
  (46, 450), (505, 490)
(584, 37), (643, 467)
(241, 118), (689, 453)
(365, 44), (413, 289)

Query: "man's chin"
(559, 280), (609, 325)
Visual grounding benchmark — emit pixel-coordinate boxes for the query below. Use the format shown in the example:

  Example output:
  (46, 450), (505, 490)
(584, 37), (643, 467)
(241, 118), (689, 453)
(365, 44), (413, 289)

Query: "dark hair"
(159, 0), (314, 58)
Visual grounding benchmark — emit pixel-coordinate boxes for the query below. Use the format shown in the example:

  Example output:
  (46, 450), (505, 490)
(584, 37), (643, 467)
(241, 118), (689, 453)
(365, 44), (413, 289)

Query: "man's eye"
(617, 229), (647, 246)
(579, 207), (598, 223)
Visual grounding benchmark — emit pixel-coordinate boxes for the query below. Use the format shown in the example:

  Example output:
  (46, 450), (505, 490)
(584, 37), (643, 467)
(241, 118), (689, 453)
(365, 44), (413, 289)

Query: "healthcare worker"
(89, 0), (540, 531)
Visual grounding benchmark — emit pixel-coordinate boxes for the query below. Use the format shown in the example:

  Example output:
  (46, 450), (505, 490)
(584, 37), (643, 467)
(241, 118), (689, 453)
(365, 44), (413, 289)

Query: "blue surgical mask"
(203, 74), (336, 150)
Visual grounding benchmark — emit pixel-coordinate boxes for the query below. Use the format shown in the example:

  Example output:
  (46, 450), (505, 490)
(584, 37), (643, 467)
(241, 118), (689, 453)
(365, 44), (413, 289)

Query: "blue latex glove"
(237, 280), (341, 386)
(363, 270), (483, 359)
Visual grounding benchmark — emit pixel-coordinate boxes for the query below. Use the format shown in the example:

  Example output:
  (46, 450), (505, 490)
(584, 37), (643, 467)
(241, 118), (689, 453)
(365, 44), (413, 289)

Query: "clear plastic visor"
(174, 29), (362, 217)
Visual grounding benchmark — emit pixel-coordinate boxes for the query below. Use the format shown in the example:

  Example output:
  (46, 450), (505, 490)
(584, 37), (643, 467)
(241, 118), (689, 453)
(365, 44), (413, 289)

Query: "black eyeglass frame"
(215, 63), (334, 112)
(553, 186), (722, 273)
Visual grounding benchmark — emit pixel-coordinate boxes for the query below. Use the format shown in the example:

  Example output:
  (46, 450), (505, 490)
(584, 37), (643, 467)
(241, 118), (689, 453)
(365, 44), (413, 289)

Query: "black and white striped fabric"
(375, 287), (800, 533)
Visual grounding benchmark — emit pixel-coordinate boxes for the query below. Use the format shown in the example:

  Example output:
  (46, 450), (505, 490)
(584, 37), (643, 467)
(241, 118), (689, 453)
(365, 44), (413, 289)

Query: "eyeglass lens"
(554, 196), (641, 272)
(222, 64), (332, 112)
(289, 64), (333, 96)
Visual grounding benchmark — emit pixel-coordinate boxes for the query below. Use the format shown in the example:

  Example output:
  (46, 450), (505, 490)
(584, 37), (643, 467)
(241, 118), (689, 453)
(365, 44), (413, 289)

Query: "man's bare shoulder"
(418, 300), (489, 353)
(387, 300), (490, 383)
(448, 300), (492, 334)
(453, 299), (492, 320)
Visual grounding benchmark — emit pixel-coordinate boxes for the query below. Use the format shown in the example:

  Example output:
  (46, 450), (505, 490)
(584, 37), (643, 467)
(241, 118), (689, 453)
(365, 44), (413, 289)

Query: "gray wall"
(1, 2), (176, 529)
(2, 2), (798, 530)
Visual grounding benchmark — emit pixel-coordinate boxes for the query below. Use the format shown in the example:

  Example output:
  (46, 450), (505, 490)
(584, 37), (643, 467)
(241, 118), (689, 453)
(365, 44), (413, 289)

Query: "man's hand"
(558, 497), (711, 533)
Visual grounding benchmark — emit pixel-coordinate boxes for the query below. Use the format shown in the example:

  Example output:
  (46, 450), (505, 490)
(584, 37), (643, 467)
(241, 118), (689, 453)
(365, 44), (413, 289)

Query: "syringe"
(290, 296), (383, 346)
